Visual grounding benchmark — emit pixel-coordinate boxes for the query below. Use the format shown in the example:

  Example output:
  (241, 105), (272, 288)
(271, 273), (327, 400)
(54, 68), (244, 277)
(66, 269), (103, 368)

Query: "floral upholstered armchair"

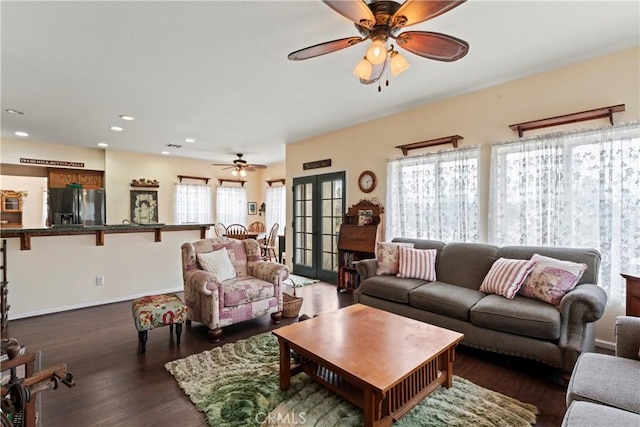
(181, 237), (289, 341)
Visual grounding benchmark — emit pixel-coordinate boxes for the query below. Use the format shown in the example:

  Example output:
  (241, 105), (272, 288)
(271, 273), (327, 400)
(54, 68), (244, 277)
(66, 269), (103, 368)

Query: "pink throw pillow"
(518, 254), (587, 306)
(480, 258), (536, 299)
(397, 247), (437, 281)
(376, 242), (414, 275)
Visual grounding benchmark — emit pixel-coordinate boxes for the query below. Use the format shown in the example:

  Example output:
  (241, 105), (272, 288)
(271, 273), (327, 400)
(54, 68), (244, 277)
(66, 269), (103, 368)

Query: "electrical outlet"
(96, 276), (105, 286)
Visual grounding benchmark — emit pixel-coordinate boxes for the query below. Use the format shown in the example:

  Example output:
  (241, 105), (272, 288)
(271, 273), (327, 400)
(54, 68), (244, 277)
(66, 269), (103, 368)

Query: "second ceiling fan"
(288, 0), (469, 86)
(212, 154), (267, 177)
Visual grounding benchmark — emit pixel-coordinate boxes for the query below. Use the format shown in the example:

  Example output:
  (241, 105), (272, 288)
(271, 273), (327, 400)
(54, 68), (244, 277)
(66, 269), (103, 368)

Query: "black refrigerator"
(48, 188), (106, 226)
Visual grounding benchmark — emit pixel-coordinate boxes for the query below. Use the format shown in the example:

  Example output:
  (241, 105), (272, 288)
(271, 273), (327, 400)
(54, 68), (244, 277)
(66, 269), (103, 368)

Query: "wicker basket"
(282, 287), (303, 318)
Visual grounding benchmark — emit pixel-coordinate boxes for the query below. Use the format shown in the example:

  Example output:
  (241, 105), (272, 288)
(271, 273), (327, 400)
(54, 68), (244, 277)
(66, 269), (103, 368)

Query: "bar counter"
(0, 223), (214, 250)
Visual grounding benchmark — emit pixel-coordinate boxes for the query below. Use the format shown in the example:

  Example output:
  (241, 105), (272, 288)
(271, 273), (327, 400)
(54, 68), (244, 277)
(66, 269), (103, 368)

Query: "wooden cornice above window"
(266, 179), (285, 187)
(396, 135), (463, 155)
(509, 104), (625, 137)
(218, 179), (246, 187)
(178, 175), (210, 184)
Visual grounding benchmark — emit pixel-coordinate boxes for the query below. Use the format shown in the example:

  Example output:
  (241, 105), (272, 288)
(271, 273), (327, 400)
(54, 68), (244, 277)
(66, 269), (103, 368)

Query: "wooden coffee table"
(273, 304), (464, 427)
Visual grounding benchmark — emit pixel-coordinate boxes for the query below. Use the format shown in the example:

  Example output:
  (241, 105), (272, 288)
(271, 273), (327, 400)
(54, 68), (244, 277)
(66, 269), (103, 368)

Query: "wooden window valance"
(178, 175), (210, 184)
(218, 179), (246, 187)
(266, 179), (285, 187)
(509, 104), (625, 137)
(396, 135), (463, 155)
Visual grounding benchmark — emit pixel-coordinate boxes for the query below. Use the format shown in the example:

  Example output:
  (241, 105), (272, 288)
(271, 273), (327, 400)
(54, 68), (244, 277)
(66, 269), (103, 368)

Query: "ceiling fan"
(212, 154), (267, 177)
(287, 0), (469, 86)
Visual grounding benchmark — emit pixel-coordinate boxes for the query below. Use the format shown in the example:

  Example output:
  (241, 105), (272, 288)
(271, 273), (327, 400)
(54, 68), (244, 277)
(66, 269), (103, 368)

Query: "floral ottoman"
(131, 293), (187, 353)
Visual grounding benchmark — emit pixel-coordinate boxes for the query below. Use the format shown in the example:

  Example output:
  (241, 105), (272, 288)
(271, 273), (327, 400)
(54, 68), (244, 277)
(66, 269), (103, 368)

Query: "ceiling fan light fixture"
(240, 169), (247, 177)
(390, 51), (410, 76)
(366, 39), (387, 65)
(232, 169), (238, 176)
(353, 58), (373, 80)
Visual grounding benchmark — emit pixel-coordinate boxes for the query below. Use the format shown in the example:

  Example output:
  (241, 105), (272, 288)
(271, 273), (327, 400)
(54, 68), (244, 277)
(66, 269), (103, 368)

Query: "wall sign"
(20, 158), (85, 168)
(303, 159), (332, 170)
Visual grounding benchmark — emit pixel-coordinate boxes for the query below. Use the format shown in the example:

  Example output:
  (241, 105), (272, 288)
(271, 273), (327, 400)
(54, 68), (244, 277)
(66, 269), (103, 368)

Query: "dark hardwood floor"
(4, 282), (571, 426)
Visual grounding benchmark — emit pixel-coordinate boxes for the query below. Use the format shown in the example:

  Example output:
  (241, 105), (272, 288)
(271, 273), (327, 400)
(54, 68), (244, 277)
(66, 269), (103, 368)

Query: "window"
(489, 122), (640, 298)
(265, 186), (286, 235)
(174, 184), (211, 224)
(387, 146), (480, 242)
(216, 186), (247, 225)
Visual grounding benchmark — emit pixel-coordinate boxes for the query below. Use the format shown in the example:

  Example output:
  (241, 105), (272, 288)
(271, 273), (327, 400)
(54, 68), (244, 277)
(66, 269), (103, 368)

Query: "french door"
(292, 172), (345, 283)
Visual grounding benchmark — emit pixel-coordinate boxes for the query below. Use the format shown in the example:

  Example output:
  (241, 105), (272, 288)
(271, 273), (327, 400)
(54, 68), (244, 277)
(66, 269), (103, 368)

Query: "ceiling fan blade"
(248, 164), (267, 169)
(288, 36), (364, 61)
(396, 31), (469, 62)
(322, 0), (375, 29)
(245, 167), (257, 172)
(359, 61), (386, 85)
(392, 0), (466, 29)
(211, 163), (233, 167)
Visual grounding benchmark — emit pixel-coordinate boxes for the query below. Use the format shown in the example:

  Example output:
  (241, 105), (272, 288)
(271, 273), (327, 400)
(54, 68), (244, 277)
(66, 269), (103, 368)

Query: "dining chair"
(225, 223), (249, 240)
(214, 223), (226, 238)
(260, 223), (279, 261)
(248, 221), (266, 233)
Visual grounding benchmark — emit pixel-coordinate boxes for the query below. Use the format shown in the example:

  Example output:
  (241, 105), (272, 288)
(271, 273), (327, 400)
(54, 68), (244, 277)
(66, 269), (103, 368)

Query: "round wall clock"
(358, 170), (377, 193)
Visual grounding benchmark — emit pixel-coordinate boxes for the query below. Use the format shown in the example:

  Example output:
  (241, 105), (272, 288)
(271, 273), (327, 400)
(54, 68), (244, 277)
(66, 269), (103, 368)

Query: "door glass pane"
(322, 199), (332, 216)
(305, 184), (312, 199)
(322, 181), (332, 198)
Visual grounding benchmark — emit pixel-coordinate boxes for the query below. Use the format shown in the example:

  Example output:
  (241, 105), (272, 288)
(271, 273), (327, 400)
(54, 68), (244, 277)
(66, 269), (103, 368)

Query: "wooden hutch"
(337, 200), (383, 292)
(0, 191), (26, 228)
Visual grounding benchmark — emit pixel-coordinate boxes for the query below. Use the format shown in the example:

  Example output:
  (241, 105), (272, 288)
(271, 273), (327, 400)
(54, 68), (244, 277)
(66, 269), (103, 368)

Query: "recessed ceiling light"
(6, 109), (24, 115)
(119, 115), (135, 121)
(161, 151), (170, 155)
(98, 142), (109, 147)
(14, 131), (29, 137)
(185, 138), (195, 143)
(110, 126), (123, 131)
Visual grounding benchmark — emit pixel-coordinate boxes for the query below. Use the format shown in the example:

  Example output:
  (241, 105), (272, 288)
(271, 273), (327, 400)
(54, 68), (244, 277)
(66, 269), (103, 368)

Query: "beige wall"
(285, 47), (640, 345)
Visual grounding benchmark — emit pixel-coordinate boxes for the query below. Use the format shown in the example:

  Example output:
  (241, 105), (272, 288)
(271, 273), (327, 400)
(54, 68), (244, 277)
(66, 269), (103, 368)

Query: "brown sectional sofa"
(353, 238), (608, 375)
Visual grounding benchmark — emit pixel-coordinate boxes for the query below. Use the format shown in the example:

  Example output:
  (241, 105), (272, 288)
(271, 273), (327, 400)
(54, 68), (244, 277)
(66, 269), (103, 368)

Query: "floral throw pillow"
(479, 258), (537, 299)
(376, 242), (414, 276)
(397, 247), (437, 281)
(518, 253), (587, 306)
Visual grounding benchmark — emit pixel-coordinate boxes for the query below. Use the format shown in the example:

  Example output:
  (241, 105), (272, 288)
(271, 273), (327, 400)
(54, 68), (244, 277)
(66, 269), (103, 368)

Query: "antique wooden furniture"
(273, 304), (464, 427)
(131, 293), (187, 353)
(622, 273), (640, 317)
(0, 191), (25, 228)
(337, 200), (383, 291)
(0, 239), (7, 333)
(1, 351), (75, 427)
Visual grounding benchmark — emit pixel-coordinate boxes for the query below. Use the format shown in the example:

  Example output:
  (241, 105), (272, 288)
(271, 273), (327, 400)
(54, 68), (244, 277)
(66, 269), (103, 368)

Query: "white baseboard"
(7, 287), (183, 320)
(595, 339), (615, 352)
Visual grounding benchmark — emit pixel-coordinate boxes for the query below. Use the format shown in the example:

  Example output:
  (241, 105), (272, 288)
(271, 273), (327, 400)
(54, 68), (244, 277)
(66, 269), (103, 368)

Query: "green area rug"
(283, 274), (319, 287)
(165, 332), (538, 427)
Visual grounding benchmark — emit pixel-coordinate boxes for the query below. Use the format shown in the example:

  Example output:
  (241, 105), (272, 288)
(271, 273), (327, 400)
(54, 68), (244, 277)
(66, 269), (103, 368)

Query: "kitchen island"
(0, 223), (213, 250)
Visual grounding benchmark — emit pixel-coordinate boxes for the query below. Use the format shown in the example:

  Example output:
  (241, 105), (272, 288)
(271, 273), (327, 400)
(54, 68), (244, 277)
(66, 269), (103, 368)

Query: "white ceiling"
(1, 1), (638, 167)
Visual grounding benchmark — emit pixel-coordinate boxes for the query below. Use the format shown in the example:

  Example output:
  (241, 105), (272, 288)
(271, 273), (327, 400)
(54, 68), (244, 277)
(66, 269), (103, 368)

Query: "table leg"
(278, 338), (291, 390)
(440, 347), (455, 388)
(363, 388), (375, 427)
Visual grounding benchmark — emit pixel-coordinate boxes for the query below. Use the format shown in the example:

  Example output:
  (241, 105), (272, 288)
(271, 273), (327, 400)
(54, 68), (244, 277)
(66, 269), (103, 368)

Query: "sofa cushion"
(376, 241), (414, 275)
(436, 243), (499, 290)
(518, 253), (587, 306)
(562, 401), (640, 427)
(567, 352), (640, 414)
(470, 294), (561, 340)
(409, 282), (485, 321)
(479, 258), (536, 299)
(361, 275), (427, 304)
(397, 247), (437, 281)
(222, 276), (276, 307)
(197, 248), (237, 282)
